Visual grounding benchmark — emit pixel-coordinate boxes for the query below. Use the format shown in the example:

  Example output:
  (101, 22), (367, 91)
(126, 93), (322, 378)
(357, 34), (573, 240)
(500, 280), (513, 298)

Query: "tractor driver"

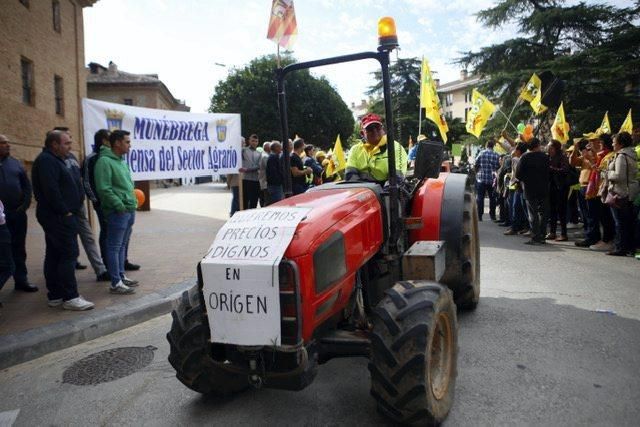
(345, 113), (408, 184)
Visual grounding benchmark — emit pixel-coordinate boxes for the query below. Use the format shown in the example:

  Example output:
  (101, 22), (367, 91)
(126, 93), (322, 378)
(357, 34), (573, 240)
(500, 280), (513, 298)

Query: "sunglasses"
(365, 124), (382, 132)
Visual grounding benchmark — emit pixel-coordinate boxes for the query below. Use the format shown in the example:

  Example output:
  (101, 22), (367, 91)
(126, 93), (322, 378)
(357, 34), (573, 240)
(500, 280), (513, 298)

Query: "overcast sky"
(83, 0), (626, 113)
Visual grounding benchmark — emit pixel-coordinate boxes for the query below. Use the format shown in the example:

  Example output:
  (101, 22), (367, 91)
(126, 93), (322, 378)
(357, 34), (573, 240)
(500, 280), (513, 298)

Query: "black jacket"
(266, 153), (284, 186)
(32, 148), (83, 217)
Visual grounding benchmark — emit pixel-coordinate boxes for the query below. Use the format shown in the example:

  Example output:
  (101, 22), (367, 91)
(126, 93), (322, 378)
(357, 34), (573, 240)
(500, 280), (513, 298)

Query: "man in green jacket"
(94, 130), (138, 294)
(345, 113), (407, 184)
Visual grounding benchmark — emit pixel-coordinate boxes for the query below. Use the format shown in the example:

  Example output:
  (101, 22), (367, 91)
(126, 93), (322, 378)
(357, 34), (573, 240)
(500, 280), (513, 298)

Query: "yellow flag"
(495, 137), (508, 154)
(619, 109), (633, 134)
(597, 112), (611, 135)
(420, 57), (448, 142)
(551, 102), (570, 143)
(519, 73), (547, 114)
(466, 89), (496, 138)
(326, 135), (346, 176)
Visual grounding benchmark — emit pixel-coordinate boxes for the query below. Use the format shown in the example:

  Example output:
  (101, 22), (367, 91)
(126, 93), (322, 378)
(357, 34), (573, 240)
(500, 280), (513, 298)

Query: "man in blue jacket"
(32, 130), (94, 311)
(0, 134), (36, 292)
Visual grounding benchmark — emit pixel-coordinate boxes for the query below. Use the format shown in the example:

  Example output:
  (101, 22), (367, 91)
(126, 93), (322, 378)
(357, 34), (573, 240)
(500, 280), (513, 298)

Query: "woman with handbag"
(605, 132), (639, 256)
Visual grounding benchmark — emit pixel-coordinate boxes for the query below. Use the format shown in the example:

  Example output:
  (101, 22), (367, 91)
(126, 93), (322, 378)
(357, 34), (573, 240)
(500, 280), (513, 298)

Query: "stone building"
(439, 70), (482, 123)
(87, 62), (190, 112)
(0, 0), (98, 166)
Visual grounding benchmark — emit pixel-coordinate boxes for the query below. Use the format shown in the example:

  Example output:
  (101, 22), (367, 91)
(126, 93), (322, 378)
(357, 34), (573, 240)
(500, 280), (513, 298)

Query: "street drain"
(62, 346), (157, 386)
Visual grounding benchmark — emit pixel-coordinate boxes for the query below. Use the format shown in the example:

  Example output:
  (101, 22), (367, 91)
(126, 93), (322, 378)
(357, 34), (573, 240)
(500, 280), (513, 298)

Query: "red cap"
(360, 113), (383, 130)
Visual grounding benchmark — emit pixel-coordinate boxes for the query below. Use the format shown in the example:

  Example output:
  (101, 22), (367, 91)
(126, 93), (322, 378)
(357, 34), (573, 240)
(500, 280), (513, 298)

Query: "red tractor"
(167, 17), (479, 425)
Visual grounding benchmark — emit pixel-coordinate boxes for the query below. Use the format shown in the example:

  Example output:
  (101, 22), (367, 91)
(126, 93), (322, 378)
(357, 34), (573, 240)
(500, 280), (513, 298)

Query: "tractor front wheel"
(167, 288), (248, 396)
(369, 281), (458, 425)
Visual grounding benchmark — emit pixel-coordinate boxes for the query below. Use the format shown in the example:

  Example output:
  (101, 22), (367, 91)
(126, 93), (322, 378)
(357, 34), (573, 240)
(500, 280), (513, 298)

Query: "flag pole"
(500, 98), (522, 133)
(418, 56), (423, 136)
(496, 107), (519, 132)
(276, 44), (281, 68)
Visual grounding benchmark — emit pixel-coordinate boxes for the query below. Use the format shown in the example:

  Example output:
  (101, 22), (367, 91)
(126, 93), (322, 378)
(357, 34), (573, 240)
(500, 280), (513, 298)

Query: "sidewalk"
(0, 183), (231, 368)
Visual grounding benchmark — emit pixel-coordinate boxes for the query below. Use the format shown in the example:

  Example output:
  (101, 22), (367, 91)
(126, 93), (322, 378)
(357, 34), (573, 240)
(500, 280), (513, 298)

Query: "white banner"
(200, 207), (311, 346)
(82, 98), (241, 180)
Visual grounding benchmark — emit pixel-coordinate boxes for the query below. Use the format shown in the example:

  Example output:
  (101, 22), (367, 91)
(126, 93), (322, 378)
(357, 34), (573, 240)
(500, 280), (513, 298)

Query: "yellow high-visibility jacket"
(346, 135), (407, 182)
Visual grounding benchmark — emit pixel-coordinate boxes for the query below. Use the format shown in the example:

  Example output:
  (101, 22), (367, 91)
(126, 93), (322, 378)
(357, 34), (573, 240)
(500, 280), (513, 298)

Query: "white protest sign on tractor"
(200, 207), (311, 346)
(82, 98), (241, 180)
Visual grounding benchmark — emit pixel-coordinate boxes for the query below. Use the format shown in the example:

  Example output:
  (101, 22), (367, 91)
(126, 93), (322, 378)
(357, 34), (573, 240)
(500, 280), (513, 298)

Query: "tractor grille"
(279, 260), (301, 346)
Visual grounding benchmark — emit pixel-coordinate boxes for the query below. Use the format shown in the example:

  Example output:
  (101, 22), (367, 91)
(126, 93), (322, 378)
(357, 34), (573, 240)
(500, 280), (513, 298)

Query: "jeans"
(106, 211), (135, 286)
(577, 187), (588, 231)
(0, 225), (14, 291)
(292, 183), (307, 195)
(475, 181), (496, 220)
(585, 198), (615, 244)
(37, 212), (80, 301)
(77, 204), (106, 275)
(526, 195), (549, 242)
(510, 190), (527, 231)
(610, 200), (635, 253)
(548, 185), (569, 236)
(230, 187), (239, 217)
(268, 185), (284, 204)
(93, 203), (108, 262)
(4, 210), (28, 285)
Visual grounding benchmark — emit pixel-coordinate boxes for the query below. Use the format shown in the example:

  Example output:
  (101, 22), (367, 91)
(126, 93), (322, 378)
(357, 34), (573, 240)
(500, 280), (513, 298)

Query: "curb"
(0, 278), (196, 370)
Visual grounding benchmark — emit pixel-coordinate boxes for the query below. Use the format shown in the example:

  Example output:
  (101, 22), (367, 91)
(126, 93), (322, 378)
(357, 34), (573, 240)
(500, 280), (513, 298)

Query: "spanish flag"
(551, 102), (570, 143)
(519, 73), (547, 114)
(266, 0), (298, 48)
(326, 135), (346, 176)
(466, 89), (496, 138)
(420, 57), (448, 142)
(597, 111), (611, 135)
(619, 109), (633, 134)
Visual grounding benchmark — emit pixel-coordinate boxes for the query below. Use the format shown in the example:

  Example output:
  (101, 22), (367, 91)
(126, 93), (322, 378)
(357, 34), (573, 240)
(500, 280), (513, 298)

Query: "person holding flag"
(552, 102), (570, 144)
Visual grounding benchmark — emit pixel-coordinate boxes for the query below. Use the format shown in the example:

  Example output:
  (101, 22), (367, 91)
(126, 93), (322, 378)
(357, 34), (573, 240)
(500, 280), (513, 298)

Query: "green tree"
(210, 54), (354, 150)
(457, 0), (640, 137)
(367, 57), (421, 146)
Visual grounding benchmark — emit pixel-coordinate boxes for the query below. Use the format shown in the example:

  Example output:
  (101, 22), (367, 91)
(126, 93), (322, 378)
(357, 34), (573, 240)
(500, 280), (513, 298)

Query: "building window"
(20, 0), (30, 8)
(464, 91), (471, 103)
(464, 107), (471, 121)
(21, 57), (34, 106)
(52, 0), (61, 33)
(54, 75), (64, 115)
(124, 98), (133, 106)
(445, 93), (453, 107)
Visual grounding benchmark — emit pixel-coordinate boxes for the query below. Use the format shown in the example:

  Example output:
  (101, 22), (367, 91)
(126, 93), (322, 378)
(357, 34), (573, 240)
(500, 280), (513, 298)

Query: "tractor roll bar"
(276, 49), (401, 255)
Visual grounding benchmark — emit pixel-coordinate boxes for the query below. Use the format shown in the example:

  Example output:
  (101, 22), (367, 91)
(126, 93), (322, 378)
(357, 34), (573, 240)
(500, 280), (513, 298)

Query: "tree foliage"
(210, 55), (354, 150)
(457, 0), (640, 137)
(367, 57), (421, 147)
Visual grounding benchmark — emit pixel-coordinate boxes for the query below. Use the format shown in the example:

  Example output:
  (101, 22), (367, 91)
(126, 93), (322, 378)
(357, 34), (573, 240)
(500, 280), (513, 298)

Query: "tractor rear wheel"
(369, 281), (458, 425)
(439, 173), (481, 310)
(167, 288), (248, 395)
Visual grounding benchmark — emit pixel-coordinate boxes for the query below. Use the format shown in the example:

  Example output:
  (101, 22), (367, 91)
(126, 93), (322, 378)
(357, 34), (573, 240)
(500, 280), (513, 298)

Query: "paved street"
(1, 208), (638, 426)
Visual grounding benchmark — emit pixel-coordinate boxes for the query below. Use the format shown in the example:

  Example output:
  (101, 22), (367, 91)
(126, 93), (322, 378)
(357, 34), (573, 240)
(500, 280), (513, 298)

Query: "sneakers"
(589, 241), (614, 252)
(518, 229), (530, 235)
(521, 231), (533, 237)
(48, 298), (63, 307)
(110, 281), (136, 294)
(504, 228), (518, 235)
(62, 296), (94, 311)
(555, 235), (568, 242)
(545, 233), (557, 240)
(122, 276), (139, 287)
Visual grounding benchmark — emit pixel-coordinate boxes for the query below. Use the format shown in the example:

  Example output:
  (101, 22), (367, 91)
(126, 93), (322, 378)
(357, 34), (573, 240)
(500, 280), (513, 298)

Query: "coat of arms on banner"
(105, 109), (125, 131)
(216, 119), (227, 142)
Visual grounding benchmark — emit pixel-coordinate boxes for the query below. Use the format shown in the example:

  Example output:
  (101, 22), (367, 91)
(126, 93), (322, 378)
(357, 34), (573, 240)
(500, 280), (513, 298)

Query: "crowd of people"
(0, 128), (142, 311)
(474, 129), (640, 258)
